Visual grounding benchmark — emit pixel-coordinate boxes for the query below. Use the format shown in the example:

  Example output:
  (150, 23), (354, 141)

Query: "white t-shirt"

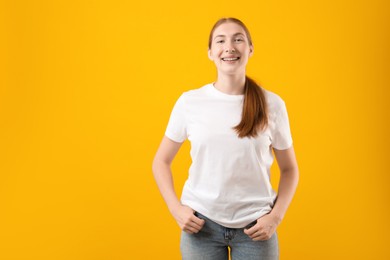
(165, 83), (293, 228)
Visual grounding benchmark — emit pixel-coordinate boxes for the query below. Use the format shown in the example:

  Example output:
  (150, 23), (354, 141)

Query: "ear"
(249, 45), (254, 57)
(208, 49), (213, 61)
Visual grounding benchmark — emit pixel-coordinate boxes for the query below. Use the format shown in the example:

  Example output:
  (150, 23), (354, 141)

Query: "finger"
(249, 229), (265, 239)
(184, 220), (204, 233)
(182, 219), (203, 231)
(244, 225), (259, 236)
(182, 224), (195, 234)
(184, 223), (202, 232)
(250, 233), (262, 241)
(189, 219), (205, 231)
(252, 234), (270, 241)
(252, 230), (273, 241)
(191, 215), (206, 227)
(249, 229), (258, 238)
(184, 225), (201, 234)
(183, 229), (194, 234)
(182, 215), (203, 229)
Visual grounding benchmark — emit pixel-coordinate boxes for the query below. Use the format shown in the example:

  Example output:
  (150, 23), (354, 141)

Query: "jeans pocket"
(244, 220), (257, 229)
(193, 211), (206, 220)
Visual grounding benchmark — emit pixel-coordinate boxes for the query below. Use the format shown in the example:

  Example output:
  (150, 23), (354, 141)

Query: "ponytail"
(233, 76), (268, 138)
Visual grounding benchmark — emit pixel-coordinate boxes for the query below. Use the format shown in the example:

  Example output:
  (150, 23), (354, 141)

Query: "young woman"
(152, 17), (299, 260)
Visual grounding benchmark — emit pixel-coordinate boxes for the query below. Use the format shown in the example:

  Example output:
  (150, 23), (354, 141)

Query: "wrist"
(168, 201), (182, 215)
(269, 211), (283, 225)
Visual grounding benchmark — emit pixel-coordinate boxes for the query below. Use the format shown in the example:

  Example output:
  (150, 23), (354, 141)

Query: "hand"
(171, 205), (205, 234)
(244, 213), (281, 241)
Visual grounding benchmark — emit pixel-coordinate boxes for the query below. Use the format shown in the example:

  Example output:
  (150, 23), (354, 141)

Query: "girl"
(152, 17), (299, 260)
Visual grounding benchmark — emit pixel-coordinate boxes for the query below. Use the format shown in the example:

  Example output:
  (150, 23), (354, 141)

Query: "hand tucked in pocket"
(244, 213), (282, 241)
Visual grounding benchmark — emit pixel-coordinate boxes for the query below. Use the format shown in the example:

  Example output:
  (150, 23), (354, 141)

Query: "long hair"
(208, 17), (268, 138)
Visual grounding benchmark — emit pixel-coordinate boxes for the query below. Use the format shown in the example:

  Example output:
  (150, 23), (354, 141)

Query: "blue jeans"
(180, 212), (279, 260)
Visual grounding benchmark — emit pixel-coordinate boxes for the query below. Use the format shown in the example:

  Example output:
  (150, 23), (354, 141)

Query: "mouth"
(221, 57), (240, 61)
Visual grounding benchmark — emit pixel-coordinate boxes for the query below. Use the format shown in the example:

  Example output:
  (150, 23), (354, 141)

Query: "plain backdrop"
(1, 0), (389, 259)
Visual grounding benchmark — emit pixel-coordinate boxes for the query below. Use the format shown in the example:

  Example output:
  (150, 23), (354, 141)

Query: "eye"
(235, 38), (244, 42)
(216, 40), (224, 43)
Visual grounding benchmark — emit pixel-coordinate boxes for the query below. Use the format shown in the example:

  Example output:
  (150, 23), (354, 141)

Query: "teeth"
(222, 57), (239, 61)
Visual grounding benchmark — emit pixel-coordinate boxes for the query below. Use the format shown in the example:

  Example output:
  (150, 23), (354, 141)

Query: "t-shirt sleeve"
(271, 101), (293, 150)
(164, 94), (187, 143)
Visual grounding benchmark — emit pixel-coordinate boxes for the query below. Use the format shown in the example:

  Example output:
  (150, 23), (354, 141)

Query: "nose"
(225, 47), (236, 53)
(224, 42), (236, 53)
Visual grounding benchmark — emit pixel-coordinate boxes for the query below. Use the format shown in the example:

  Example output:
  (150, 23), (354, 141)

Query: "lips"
(221, 57), (240, 61)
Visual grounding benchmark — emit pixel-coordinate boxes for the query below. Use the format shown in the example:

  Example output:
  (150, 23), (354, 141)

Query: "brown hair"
(208, 17), (268, 138)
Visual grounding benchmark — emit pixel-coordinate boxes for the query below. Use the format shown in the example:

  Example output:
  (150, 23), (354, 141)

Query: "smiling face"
(208, 22), (254, 76)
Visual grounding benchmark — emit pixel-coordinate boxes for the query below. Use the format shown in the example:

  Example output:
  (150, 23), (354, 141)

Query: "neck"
(214, 73), (246, 95)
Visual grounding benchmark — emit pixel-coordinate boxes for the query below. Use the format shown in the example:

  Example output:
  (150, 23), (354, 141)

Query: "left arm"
(269, 145), (299, 222)
(244, 145), (299, 241)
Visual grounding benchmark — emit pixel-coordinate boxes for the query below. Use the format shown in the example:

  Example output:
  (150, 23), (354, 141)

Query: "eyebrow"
(213, 32), (245, 40)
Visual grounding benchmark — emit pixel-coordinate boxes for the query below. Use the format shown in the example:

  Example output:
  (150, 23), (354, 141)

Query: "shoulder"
(177, 83), (212, 101)
(262, 88), (287, 115)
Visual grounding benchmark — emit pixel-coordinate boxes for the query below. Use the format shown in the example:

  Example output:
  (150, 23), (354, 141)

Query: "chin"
(219, 68), (244, 75)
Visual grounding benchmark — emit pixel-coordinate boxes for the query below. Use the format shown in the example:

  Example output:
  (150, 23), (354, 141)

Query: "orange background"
(1, 0), (389, 259)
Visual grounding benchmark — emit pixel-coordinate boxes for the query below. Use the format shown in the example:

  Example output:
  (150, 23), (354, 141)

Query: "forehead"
(212, 22), (247, 38)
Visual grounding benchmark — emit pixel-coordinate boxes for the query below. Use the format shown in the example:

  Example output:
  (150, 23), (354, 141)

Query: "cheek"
(211, 46), (223, 55)
(211, 52), (222, 61)
(241, 50), (251, 58)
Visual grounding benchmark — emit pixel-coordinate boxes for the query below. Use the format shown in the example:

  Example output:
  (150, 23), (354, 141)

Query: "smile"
(221, 57), (240, 61)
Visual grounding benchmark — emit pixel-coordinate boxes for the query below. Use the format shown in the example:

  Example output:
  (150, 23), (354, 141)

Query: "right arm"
(152, 136), (204, 234)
